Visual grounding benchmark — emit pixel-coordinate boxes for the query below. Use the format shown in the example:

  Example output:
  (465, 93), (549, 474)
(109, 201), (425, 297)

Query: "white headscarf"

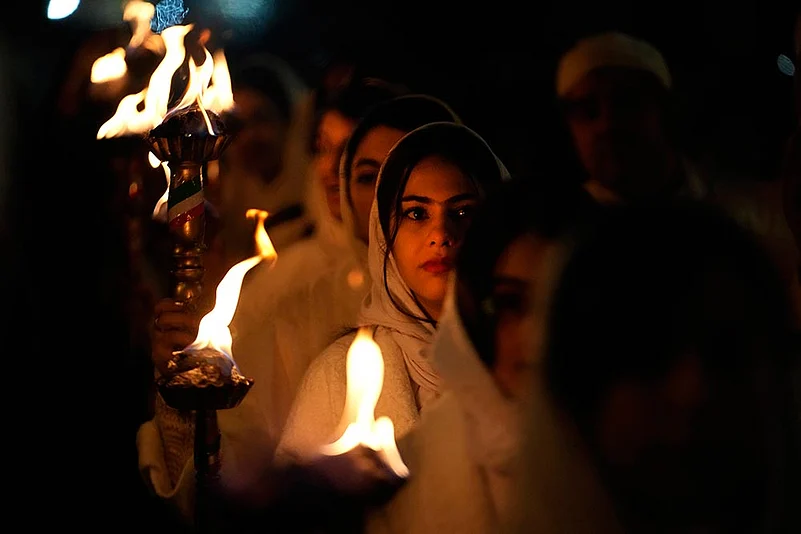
(358, 122), (510, 409)
(216, 52), (315, 255)
(303, 140), (352, 259)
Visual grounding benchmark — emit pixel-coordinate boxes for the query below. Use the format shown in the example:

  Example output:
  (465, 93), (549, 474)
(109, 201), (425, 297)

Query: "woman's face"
(314, 110), (356, 221)
(392, 155), (479, 320)
(348, 125), (407, 243)
(491, 234), (550, 399)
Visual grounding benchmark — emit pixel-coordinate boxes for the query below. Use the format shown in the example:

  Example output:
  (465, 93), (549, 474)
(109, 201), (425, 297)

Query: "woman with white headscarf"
(275, 122), (509, 466)
(241, 94), (463, 434)
(364, 177), (598, 534)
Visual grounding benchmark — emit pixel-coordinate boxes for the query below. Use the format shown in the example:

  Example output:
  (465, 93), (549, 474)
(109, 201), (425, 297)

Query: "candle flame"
(320, 328), (410, 478)
(185, 210), (276, 358)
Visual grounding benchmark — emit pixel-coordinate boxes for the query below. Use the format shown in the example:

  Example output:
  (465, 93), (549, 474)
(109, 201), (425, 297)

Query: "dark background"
(1, 0), (797, 529)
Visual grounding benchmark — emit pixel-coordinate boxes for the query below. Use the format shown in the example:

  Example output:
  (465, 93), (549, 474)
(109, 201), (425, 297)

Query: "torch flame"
(91, 47), (127, 84)
(124, 0), (157, 50)
(89, 1), (161, 85)
(171, 47), (216, 133)
(204, 50), (235, 113)
(320, 328), (410, 478)
(185, 210), (276, 358)
(96, 23), (235, 140)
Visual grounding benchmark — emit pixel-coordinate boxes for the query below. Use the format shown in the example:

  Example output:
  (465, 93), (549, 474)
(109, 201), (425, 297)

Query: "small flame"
(320, 328), (410, 478)
(148, 151), (170, 221)
(91, 47), (127, 84)
(185, 210), (276, 357)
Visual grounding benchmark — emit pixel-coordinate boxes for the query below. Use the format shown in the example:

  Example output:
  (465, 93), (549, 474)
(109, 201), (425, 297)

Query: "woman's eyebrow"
(354, 158), (382, 169)
(401, 195), (432, 204)
(401, 193), (478, 204)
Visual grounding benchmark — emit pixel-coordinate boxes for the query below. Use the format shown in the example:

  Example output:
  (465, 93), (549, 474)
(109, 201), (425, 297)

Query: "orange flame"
(185, 210), (276, 358)
(89, 1), (162, 85)
(96, 23), (235, 139)
(320, 328), (410, 478)
(91, 47), (127, 84)
(124, 0), (158, 50)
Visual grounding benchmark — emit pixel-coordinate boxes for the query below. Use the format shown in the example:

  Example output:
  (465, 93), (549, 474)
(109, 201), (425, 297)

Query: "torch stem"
(167, 161), (207, 306)
(194, 409), (221, 534)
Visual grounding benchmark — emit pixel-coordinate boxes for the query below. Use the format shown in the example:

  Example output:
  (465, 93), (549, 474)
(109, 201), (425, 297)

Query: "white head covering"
(303, 146), (352, 257)
(211, 52), (315, 255)
(358, 122), (510, 409)
(556, 31), (672, 98)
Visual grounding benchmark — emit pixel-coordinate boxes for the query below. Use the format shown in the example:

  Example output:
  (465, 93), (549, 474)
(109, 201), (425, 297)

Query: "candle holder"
(147, 104), (249, 534)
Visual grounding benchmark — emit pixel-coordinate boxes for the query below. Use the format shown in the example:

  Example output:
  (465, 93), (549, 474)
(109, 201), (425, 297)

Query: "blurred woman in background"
(515, 201), (801, 533)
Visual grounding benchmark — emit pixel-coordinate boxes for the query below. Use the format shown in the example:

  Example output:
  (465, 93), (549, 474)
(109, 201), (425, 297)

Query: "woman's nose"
(428, 215), (456, 247)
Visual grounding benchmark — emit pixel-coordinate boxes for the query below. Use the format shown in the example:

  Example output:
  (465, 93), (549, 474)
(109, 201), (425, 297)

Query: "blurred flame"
(124, 0), (156, 49)
(91, 47), (127, 84)
(89, 1), (161, 85)
(148, 151), (170, 221)
(186, 210), (276, 358)
(320, 328), (410, 478)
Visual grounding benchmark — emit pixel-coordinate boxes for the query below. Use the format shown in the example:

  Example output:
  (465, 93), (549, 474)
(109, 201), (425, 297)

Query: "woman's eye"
(452, 205), (476, 219)
(355, 173), (377, 185)
(403, 207), (427, 221)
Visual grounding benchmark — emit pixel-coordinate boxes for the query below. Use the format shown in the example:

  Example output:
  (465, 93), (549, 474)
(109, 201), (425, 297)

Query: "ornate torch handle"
(166, 160), (207, 306)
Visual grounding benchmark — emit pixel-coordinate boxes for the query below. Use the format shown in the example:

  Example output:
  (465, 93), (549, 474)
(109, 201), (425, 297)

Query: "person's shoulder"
(304, 329), (359, 375)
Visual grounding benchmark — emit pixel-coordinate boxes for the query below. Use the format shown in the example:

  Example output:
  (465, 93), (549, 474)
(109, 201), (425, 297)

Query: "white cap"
(556, 32), (672, 98)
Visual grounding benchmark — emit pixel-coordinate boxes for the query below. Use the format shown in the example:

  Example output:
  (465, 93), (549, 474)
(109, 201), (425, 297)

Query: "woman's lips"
(420, 258), (454, 274)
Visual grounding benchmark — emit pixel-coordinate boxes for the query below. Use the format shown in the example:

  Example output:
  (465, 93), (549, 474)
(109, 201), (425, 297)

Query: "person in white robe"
(274, 121), (510, 487)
